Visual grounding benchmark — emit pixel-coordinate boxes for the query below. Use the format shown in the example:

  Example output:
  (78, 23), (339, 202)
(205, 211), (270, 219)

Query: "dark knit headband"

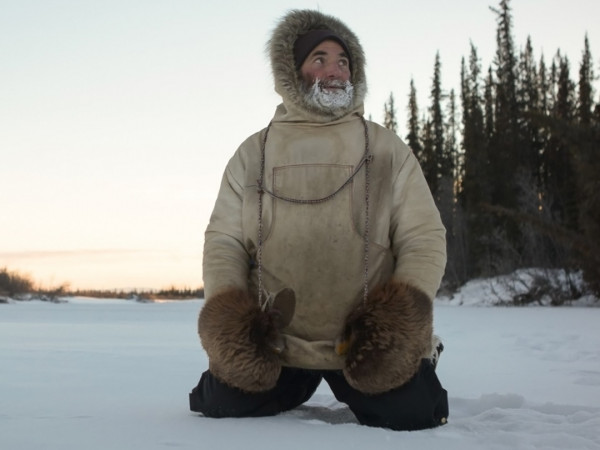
(293, 29), (352, 72)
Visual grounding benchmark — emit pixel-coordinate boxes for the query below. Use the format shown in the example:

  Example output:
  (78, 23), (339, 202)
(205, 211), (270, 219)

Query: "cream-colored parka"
(202, 10), (446, 370)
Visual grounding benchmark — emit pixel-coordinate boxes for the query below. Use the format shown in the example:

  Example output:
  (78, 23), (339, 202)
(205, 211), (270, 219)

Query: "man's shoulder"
(222, 128), (267, 178)
(365, 120), (412, 155)
(232, 128), (267, 158)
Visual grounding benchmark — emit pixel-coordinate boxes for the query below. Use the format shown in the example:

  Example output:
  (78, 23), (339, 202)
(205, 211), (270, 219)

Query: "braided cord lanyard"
(256, 115), (372, 309)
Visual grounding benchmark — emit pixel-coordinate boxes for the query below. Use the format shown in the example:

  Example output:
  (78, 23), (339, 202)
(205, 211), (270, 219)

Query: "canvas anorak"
(201, 9), (446, 377)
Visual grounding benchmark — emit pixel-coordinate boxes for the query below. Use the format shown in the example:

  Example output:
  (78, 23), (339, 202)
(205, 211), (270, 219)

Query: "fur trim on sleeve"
(198, 289), (281, 392)
(341, 281), (433, 394)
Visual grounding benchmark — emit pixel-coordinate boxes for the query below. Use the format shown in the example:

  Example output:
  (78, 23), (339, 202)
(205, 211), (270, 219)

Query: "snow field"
(1, 296), (599, 449)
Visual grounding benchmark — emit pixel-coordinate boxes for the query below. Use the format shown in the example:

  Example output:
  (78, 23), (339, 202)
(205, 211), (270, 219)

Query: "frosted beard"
(302, 79), (354, 115)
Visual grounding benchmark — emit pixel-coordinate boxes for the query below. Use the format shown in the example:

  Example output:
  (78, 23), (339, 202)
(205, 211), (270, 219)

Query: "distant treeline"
(70, 287), (204, 300)
(0, 267), (204, 301)
(383, 0), (600, 299)
(0, 267), (35, 297)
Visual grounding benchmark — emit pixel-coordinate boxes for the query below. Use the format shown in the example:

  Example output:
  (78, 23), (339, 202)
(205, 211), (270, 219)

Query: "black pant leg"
(189, 367), (323, 418)
(323, 360), (448, 431)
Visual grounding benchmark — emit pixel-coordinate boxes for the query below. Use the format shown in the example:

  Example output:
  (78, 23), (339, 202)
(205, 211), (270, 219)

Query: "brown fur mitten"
(340, 281), (433, 394)
(198, 289), (281, 392)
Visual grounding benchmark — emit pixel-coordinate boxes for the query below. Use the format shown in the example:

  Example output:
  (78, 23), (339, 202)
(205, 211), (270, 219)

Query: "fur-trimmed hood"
(267, 10), (367, 122)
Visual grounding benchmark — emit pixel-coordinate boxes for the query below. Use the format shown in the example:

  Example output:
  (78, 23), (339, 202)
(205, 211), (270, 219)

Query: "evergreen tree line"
(383, 0), (600, 298)
(0, 266), (203, 301)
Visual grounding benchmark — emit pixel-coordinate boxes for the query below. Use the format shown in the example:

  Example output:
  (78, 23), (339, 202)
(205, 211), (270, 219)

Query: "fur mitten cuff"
(198, 289), (281, 392)
(339, 281), (433, 394)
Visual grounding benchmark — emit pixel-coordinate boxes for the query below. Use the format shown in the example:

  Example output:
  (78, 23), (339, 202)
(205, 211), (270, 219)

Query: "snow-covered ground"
(1, 283), (599, 449)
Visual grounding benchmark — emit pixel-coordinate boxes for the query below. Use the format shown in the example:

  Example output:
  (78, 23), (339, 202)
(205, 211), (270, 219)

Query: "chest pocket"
(265, 163), (364, 244)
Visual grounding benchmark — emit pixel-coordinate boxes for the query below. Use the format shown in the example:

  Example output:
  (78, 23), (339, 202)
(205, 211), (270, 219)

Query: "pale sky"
(1, 0), (599, 290)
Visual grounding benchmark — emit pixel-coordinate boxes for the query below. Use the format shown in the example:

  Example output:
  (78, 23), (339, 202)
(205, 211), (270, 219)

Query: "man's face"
(300, 40), (351, 87)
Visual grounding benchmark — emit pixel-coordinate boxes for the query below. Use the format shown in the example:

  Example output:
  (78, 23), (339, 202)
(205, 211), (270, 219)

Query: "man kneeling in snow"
(189, 9), (448, 431)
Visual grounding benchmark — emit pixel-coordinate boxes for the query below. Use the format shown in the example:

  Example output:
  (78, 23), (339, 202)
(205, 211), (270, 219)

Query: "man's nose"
(324, 62), (342, 78)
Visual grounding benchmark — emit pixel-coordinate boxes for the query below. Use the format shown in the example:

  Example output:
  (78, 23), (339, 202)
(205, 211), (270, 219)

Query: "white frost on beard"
(303, 79), (354, 115)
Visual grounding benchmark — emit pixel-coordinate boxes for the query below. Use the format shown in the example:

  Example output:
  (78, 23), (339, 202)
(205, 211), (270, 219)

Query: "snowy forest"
(381, 0), (600, 301)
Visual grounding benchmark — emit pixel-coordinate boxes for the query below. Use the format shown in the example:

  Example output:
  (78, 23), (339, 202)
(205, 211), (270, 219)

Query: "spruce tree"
(406, 79), (422, 159)
(555, 53), (576, 122)
(461, 46), (493, 277)
(517, 36), (544, 195)
(465, 48), (488, 190)
(430, 52), (446, 196)
(441, 88), (463, 286)
(538, 55), (550, 116)
(483, 0), (532, 273)
(484, 67), (495, 142)
(534, 53), (554, 235)
(445, 89), (459, 190)
(548, 52), (578, 231)
(518, 37), (540, 111)
(490, 0), (520, 206)
(460, 56), (470, 134)
(383, 92), (398, 134)
(491, 0), (519, 133)
(461, 45), (488, 213)
(419, 117), (436, 191)
(578, 34), (594, 126)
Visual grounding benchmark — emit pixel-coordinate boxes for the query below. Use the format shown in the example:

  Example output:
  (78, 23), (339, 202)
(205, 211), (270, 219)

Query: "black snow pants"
(189, 359), (448, 431)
